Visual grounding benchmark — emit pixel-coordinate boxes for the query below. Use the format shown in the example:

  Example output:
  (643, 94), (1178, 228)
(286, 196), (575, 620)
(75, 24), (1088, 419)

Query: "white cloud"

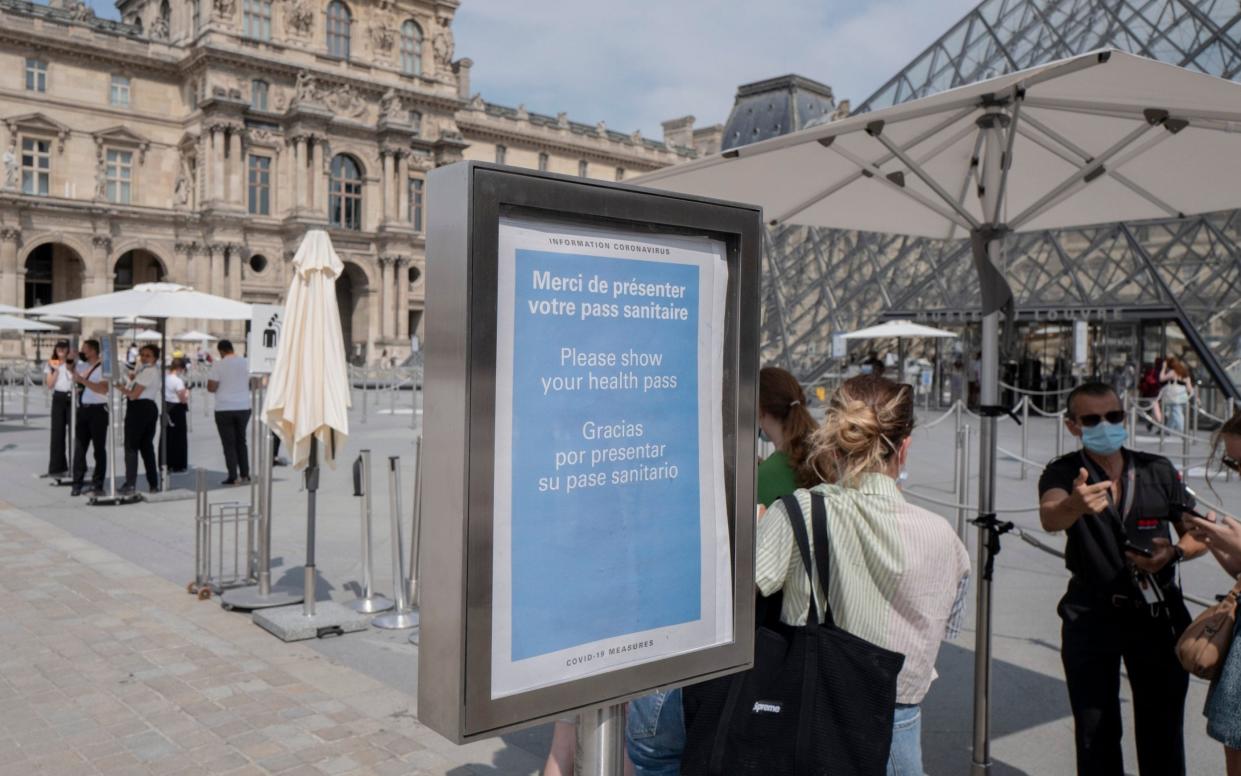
(455, 0), (981, 136)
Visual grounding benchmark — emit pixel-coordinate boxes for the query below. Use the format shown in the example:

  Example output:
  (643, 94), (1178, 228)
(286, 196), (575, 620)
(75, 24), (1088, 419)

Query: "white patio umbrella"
(840, 319), (959, 340)
(0, 303), (27, 315)
(264, 230), (350, 617)
(637, 49), (1241, 774)
(174, 330), (218, 343)
(28, 283), (253, 497)
(0, 315), (58, 332)
(114, 315), (157, 327)
(130, 329), (163, 342)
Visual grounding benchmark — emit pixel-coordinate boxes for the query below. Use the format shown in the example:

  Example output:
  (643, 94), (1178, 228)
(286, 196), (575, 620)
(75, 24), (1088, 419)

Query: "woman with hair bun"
(757, 366), (820, 506)
(755, 374), (971, 775)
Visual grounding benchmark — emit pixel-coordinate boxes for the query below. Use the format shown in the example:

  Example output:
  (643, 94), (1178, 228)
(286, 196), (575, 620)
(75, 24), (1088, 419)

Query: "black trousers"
(48, 391), (70, 475)
(1059, 585), (1192, 776)
(165, 403), (188, 472)
(72, 404), (108, 488)
(214, 409), (250, 480)
(123, 400), (159, 490)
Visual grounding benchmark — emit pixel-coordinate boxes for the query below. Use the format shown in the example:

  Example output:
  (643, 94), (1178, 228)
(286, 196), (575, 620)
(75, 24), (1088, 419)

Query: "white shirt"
(45, 361), (72, 392)
(209, 355), (251, 411)
(129, 363), (160, 402)
(77, 360), (107, 406)
(165, 373), (187, 404)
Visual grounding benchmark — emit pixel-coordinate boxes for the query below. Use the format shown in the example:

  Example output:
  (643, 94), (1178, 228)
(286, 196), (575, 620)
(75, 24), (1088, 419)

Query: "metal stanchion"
(406, 435), (423, 608)
(1183, 425), (1192, 480)
(389, 371), (397, 416)
(1230, 398), (1236, 484)
(372, 455), (416, 630)
(1159, 411), (1166, 452)
(1019, 396), (1029, 481)
(952, 400), (963, 486)
(1056, 412), (1065, 458)
(350, 450), (393, 614)
(361, 368), (369, 424)
(576, 706), (626, 776)
(22, 367), (29, 425)
(956, 425), (971, 541)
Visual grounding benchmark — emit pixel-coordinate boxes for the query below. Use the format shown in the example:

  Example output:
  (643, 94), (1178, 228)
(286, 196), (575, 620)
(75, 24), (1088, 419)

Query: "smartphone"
(1124, 541), (1154, 559)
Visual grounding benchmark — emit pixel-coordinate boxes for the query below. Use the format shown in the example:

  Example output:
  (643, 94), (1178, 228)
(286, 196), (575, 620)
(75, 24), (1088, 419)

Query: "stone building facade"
(0, 0), (696, 361)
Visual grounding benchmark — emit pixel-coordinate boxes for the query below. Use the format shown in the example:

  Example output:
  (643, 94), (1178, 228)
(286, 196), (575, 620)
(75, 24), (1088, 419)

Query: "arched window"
(326, 1), (351, 59)
(401, 20), (422, 76)
(329, 155), (363, 230)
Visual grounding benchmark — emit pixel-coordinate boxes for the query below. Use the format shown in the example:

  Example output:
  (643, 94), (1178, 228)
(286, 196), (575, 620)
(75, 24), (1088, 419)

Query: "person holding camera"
(69, 339), (110, 497)
(43, 339), (73, 477)
(1038, 381), (1208, 776)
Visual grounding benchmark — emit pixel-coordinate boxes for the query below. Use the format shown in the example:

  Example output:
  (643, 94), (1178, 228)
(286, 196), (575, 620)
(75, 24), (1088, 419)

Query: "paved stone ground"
(0, 383), (1238, 774)
(0, 502), (542, 776)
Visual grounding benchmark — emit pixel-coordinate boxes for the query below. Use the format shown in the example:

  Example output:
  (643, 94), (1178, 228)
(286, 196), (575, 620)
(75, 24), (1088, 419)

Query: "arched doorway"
(24, 243), (85, 308)
(335, 261), (370, 364)
(113, 249), (166, 291)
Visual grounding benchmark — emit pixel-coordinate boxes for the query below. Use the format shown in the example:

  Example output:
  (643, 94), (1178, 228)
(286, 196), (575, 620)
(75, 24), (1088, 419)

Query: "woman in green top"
(757, 366), (819, 507)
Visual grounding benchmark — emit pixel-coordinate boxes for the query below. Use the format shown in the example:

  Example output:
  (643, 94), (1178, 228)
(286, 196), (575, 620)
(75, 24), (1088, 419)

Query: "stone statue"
(151, 15), (169, 39)
(69, 1), (94, 21)
(94, 164), (107, 200)
(295, 70), (318, 104)
(285, 0), (313, 36)
(2, 149), (17, 191)
(380, 88), (402, 122)
(174, 157), (192, 206)
(432, 16), (454, 68)
(213, 0), (235, 19)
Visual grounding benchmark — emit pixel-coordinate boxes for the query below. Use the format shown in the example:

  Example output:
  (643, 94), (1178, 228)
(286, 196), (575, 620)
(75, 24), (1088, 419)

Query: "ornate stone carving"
(515, 104), (528, 121)
(284, 0), (314, 36)
(630, 129), (642, 144)
(91, 235), (111, 252)
(0, 228), (21, 244)
(380, 89), (403, 123)
(467, 93), (484, 112)
(556, 112), (569, 130)
(325, 84), (366, 119)
(247, 128), (279, 145)
(213, 0), (235, 19)
(596, 121), (607, 137)
(432, 16), (454, 70)
(175, 241), (199, 254)
(1, 148), (16, 192)
(68, 1), (94, 22)
(294, 70), (321, 105)
(369, 18), (396, 55)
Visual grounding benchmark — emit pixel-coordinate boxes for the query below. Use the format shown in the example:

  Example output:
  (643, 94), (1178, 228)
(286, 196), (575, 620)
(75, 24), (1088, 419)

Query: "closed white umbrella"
(637, 49), (1241, 773)
(264, 230), (350, 616)
(130, 329), (163, 342)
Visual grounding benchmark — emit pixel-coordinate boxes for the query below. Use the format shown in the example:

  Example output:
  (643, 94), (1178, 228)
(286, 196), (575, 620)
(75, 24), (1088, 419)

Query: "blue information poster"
(491, 217), (732, 698)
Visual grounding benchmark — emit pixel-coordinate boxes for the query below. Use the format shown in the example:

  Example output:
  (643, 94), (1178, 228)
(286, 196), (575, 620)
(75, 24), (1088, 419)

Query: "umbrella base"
(252, 600), (368, 642)
(348, 595), (394, 614)
(220, 585), (306, 611)
(89, 493), (143, 506)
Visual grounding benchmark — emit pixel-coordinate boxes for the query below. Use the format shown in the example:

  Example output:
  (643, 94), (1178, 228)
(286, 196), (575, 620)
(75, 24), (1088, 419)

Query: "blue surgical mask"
(1081, 422), (1127, 455)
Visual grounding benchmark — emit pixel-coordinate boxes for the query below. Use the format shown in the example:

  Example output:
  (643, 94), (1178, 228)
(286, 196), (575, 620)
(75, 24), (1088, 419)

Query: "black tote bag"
(681, 493), (905, 776)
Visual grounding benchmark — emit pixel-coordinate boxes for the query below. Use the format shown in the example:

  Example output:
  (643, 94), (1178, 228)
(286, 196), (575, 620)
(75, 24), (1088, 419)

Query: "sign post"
(418, 163), (761, 748)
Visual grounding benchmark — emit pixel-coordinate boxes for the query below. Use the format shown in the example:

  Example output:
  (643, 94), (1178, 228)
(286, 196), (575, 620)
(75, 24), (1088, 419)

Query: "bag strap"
(809, 492), (837, 628)
(779, 494), (820, 625)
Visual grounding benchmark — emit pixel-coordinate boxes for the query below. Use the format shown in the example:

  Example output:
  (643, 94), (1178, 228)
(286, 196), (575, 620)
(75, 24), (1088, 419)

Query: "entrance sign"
(248, 303), (283, 375)
(491, 218), (732, 699)
(419, 163), (762, 743)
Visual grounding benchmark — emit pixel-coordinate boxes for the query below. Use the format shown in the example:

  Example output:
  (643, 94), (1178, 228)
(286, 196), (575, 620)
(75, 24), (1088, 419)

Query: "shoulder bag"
(1176, 576), (1241, 680)
(681, 493), (905, 776)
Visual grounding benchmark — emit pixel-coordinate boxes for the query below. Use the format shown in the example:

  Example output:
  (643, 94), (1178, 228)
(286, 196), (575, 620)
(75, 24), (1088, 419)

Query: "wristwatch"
(1172, 545), (1186, 563)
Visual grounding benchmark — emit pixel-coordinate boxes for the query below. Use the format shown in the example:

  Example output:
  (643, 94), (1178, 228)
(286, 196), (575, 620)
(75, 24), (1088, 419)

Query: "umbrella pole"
(303, 435), (319, 617)
(971, 108), (1011, 776)
(159, 320), (168, 492)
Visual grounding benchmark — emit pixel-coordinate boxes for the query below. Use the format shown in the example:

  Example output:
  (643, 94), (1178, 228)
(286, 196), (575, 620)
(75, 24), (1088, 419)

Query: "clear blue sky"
(82, 0), (981, 136)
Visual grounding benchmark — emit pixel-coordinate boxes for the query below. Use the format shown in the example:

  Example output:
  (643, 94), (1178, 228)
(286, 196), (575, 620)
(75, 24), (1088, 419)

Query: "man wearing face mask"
(1038, 381), (1208, 776)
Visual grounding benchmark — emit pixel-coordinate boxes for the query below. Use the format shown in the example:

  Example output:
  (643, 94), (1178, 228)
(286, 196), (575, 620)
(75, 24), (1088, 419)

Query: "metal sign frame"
(418, 162), (762, 742)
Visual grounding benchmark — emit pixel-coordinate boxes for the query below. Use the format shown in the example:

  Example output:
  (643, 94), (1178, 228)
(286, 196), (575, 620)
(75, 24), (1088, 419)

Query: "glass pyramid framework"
(763, 0), (1241, 384)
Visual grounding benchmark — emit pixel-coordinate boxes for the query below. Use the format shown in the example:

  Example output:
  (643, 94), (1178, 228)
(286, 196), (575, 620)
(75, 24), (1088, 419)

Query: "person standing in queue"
(43, 339), (73, 477)
(116, 344), (161, 495)
(207, 339), (251, 485)
(70, 339), (109, 497)
(1038, 381), (1209, 776)
(164, 358), (190, 473)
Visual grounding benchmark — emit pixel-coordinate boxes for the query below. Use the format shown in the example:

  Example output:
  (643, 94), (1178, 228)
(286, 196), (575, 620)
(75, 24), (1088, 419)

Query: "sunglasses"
(1075, 410), (1126, 427)
(1223, 455), (1241, 473)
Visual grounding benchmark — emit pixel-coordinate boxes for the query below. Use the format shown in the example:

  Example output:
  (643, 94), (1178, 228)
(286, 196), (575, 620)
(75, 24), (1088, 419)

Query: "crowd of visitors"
(41, 338), (259, 495)
(537, 370), (1241, 776)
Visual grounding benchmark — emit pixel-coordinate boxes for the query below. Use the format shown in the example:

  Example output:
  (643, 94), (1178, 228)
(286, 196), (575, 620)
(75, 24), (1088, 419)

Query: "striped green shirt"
(756, 473), (971, 703)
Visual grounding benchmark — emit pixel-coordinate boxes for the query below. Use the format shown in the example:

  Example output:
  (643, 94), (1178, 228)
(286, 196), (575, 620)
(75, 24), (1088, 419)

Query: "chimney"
(661, 116), (695, 149)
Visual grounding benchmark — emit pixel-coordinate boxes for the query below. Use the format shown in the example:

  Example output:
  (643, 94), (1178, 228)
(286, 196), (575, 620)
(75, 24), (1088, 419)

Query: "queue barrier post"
(1230, 397), (1236, 483)
(575, 705), (626, 776)
(956, 424), (971, 542)
(372, 455), (417, 630)
(407, 434), (423, 608)
(1019, 397), (1029, 481)
(22, 366), (29, 425)
(349, 450), (393, 614)
(361, 368), (369, 424)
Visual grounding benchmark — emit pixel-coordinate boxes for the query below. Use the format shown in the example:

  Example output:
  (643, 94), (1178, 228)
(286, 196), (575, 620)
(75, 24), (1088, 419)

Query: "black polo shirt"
(1038, 448), (1190, 596)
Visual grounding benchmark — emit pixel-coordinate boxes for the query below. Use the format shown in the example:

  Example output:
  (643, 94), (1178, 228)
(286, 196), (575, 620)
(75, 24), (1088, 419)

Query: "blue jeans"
(626, 688), (684, 776)
(887, 704), (923, 776)
(1165, 401), (1186, 433)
